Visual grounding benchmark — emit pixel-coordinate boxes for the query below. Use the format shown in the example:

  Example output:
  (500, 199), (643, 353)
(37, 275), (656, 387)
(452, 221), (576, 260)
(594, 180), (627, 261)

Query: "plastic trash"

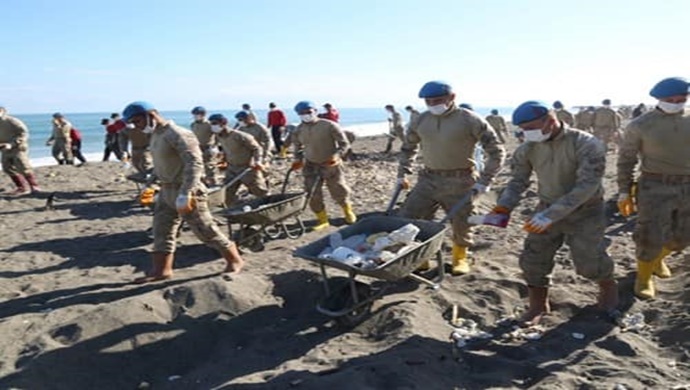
(388, 223), (420, 244)
(467, 213), (509, 228)
(341, 234), (367, 250)
(329, 232), (343, 249)
(330, 247), (365, 266)
(619, 312), (645, 332)
(242, 205), (252, 212)
(372, 236), (394, 252)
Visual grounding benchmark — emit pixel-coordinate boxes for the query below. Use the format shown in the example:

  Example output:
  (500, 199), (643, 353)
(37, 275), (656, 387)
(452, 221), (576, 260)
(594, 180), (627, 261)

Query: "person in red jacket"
(70, 127), (87, 166)
(104, 113), (126, 161)
(267, 102), (287, 154)
(318, 103), (340, 122)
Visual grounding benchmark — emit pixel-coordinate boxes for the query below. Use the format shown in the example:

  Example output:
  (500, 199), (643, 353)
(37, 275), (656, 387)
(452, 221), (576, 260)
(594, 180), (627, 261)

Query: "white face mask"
(300, 113), (317, 123)
(428, 104), (448, 116)
(237, 120), (247, 128)
(142, 117), (156, 134)
(657, 101), (686, 114)
(211, 124), (223, 133)
(523, 129), (549, 143)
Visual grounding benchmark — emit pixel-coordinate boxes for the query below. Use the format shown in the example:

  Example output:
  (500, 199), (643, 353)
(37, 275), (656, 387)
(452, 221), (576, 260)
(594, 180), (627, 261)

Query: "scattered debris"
(619, 313), (646, 332)
(572, 332), (585, 340)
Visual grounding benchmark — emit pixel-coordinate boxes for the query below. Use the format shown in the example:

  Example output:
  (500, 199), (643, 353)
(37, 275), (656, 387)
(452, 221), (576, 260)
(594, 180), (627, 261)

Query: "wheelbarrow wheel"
(334, 282), (374, 328)
(238, 226), (265, 252)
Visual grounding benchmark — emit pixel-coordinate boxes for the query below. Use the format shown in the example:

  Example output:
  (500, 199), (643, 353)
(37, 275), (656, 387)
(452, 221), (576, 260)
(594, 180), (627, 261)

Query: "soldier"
(290, 100), (355, 230)
(121, 101), (245, 282)
(0, 106), (41, 195)
(617, 77), (690, 299)
(574, 107), (594, 132)
(119, 121), (153, 174)
(397, 81), (505, 275)
(384, 104), (405, 154)
(488, 101), (617, 325)
(405, 105), (420, 126)
(190, 106), (217, 186)
(553, 101), (575, 126)
(209, 113), (268, 205)
(632, 103), (647, 119)
(46, 113), (73, 165)
(235, 111), (271, 165)
(486, 109), (508, 144)
(593, 99), (622, 152)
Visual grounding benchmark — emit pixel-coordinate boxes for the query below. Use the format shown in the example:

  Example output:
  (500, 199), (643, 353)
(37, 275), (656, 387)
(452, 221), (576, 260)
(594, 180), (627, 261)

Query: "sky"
(1, 0), (689, 114)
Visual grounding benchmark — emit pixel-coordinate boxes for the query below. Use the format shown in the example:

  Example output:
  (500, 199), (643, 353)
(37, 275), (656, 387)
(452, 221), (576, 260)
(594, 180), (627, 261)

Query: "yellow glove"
(617, 193), (635, 217)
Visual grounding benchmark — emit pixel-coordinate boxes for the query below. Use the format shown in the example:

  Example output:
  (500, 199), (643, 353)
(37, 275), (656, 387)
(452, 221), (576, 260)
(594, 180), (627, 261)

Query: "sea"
(13, 106), (511, 167)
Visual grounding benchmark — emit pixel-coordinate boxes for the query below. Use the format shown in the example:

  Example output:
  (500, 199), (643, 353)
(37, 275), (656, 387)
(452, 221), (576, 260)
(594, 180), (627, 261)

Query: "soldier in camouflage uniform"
(384, 104), (406, 154)
(209, 113), (268, 205)
(122, 101), (245, 283)
(0, 107), (41, 195)
(593, 99), (622, 152)
(235, 111), (271, 165)
(119, 122), (153, 174)
(617, 77), (690, 299)
(488, 101), (617, 325)
(574, 106), (595, 132)
(553, 101), (575, 127)
(190, 106), (218, 186)
(46, 113), (73, 165)
(398, 81), (505, 275)
(290, 100), (355, 230)
(485, 109), (508, 144)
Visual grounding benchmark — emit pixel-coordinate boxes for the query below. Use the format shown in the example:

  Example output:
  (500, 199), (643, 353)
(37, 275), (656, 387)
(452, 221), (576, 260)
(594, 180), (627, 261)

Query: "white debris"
(505, 325), (545, 341)
(450, 318), (493, 348)
(242, 205), (252, 212)
(571, 332), (585, 340)
(168, 375), (182, 381)
(619, 312), (646, 332)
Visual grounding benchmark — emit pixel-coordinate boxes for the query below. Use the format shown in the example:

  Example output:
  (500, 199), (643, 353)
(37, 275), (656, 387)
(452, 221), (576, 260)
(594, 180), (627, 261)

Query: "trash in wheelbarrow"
(294, 216), (447, 282)
(316, 223), (424, 270)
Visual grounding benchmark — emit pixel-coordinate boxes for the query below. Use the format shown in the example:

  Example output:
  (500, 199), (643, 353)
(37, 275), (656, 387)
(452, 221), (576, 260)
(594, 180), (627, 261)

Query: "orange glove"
(324, 157), (340, 167)
(139, 187), (157, 207)
(397, 177), (410, 190)
(523, 212), (552, 234)
(617, 193), (635, 217)
(252, 163), (265, 172)
(291, 160), (304, 171)
(491, 205), (510, 214)
(175, 193), (196, 214)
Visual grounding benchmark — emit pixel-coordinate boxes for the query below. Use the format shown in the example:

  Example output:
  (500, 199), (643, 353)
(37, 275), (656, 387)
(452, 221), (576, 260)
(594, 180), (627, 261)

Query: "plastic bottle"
(388, 223), (420, 243)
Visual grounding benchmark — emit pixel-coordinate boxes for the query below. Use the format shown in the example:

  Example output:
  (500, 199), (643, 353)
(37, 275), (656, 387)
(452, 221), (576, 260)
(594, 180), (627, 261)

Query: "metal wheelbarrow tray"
(293, 216), (448, 326)
(218, 192), (308, 250)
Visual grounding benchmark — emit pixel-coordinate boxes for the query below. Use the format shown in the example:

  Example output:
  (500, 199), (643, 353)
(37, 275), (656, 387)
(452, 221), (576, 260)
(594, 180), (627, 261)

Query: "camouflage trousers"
(201, 146), (217, 182)
(634, 174), (690, 261)
(224, 165), (268, 205)
(131, 147), (153, 175)
(52, 138), (73, 163)
(519, 200), (614, 287)
(398, 170), (475, 247)
(153, 185), (233, 256)
(304, 161), (351, 213)
(1, 149), (33, 176)
(592, 126), (618, 148)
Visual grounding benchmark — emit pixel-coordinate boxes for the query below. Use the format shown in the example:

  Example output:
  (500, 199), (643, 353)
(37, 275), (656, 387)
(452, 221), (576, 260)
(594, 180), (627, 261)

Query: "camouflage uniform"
(150, 121), (234, 256)
(497, 126), (614, 287)
(119, 126), (153, 174)
(49, 120), (73, 163)
(191, 119), (217, 181)
(485, 114), (508, 143)
(385, 110), (406, 152)
(592, 107), (621, 148)
(0, 115), (33, 177)
(240, 123), (271, 164)
(217, 128), (268, 205)
(555, 109), (575, 127)
(398, 106), (505, 247)
(617, 108), (690, 261)
(574, 110), (594, 132)
(292, 118), (351, 212)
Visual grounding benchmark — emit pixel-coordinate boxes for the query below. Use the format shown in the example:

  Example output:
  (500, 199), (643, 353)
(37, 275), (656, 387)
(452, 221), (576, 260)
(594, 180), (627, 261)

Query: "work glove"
(484, 205), (511, 227)
(291, 160), (304, 171)
(251, 162), (265, 172)
(617, 193), (635, 217)
(175, 193), (196, 214)
(324, 156), (340, 167)
(523, 212), (552, 234)
(0, 143), (11, 151)
(397, 177), (410, 190)
(139, 187), (157, 207)
(472, 183), (490, 195)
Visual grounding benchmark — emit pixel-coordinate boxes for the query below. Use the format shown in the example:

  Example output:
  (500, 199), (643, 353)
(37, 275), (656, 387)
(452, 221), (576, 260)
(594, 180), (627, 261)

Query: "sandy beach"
(0, 135), (689, 390)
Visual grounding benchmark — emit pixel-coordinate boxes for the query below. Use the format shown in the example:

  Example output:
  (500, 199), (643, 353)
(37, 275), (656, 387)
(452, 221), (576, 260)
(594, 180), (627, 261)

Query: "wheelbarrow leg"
(319, 263), (331, 297)
(407, 251), (445, 290)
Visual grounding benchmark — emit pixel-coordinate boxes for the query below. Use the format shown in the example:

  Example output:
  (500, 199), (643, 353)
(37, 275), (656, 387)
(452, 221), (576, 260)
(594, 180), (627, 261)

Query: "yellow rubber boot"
(342, 203), (357, 224)
(312, 210), (330, 231)
(451, 244), (471, 275)
(652, 247), (672, 279)
(279, 146), (288, 159)
(634, 260), (656, 299)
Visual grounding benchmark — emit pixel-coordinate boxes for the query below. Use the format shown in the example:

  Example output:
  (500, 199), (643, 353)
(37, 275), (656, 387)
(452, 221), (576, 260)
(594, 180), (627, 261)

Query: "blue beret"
(208, 113), (227, 123)
(122, 101), (155, 121)
(512, 101), (550, 125)
(459, 103), (474, 111)
(294, 100), (316, 113)
(191, 106), (206, 114)
(650, 77), (689, 99)
(235, 111), (250, 120)
(418, 81), (453, 98)
(553, 100), (563, 109)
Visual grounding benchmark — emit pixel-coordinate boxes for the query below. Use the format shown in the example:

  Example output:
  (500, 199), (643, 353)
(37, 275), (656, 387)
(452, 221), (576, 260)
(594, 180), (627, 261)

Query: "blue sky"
(2, 0), (689, 114)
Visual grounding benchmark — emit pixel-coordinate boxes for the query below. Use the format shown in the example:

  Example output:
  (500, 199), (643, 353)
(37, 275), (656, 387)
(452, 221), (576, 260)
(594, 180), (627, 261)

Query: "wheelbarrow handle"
(281, 167), (295, 194)
(439, 190), (475, 225)
(221, 167), (252, 188)
(385, 181), (404, 215)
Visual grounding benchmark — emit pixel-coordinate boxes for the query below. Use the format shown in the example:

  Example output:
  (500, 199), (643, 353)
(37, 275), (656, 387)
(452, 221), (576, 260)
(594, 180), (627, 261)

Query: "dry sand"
(0, 135), (689, 390)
